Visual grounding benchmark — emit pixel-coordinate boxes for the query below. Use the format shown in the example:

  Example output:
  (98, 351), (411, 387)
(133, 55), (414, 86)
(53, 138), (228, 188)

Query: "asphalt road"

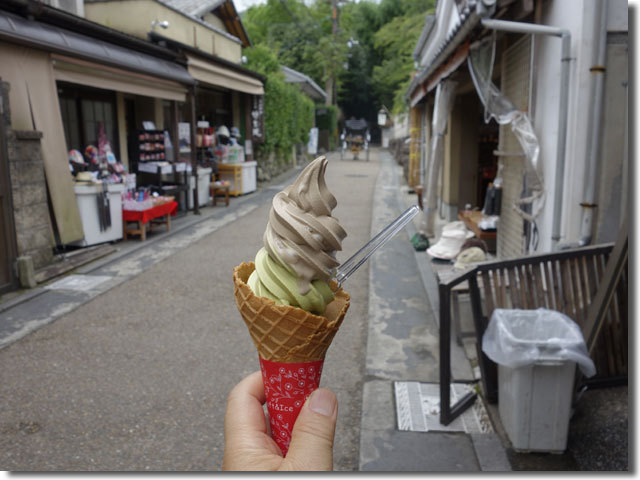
(0, 151), (379, 471)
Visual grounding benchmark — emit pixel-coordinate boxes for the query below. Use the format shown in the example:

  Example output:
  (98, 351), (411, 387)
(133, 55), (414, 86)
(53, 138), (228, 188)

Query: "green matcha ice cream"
(247, 156), (346, 314)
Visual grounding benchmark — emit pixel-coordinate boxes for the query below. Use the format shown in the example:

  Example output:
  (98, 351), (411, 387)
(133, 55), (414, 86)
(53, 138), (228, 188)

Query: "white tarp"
(467, 36), (544, 223)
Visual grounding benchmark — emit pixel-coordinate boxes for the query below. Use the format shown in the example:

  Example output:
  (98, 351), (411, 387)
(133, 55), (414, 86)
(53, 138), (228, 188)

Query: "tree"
(241, 0), (436, 131)
(371, 12), (428, 112)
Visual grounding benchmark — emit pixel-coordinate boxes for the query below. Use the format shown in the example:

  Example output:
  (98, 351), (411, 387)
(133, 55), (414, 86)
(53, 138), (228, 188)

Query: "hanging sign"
(251, 95), (264, 143)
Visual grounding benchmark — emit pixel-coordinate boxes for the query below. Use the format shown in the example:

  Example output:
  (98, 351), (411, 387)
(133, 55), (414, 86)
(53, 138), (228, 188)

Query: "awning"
(0, 10), (194, 89)
(53, 55), (187, 101)
(187, 54), (264, 95)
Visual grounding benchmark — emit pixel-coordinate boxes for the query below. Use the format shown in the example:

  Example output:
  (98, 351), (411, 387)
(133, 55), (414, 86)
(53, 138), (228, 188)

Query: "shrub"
(245, 45), (315, 162)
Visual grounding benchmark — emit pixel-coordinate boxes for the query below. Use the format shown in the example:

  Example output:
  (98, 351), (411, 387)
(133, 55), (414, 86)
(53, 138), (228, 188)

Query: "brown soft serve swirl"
(263, 156), (347, 295)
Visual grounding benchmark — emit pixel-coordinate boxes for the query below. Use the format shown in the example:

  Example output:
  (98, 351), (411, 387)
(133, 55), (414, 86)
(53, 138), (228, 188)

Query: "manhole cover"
(45, 274), (112, 292)
(394, 381), (493, 434)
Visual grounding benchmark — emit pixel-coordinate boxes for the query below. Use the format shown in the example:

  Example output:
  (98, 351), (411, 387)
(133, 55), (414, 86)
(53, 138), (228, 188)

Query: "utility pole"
(325, 0), (338, 106)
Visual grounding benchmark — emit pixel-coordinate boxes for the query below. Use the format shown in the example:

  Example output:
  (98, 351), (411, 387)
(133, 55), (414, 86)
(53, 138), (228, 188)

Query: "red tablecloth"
(123, 201), (178, 224)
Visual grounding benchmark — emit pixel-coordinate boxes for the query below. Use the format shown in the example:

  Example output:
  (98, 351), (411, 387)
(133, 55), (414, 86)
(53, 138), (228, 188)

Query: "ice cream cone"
(233, 262), (350, 454)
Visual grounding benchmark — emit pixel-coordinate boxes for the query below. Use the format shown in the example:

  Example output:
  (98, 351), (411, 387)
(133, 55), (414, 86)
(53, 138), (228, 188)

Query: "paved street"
(0, 147), (627, 472)
(0, 151), (378, 471)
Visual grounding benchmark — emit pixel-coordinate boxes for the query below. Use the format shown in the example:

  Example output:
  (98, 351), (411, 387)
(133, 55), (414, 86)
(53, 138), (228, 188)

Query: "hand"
(222, 371), (338, 471)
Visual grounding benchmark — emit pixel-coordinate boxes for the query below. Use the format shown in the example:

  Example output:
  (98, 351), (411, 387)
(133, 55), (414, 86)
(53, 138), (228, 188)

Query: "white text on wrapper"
(268, 401), (295, 413)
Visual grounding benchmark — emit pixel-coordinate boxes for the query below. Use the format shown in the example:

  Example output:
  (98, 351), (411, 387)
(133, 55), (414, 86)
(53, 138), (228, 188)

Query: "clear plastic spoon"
(332, 205), (420, 289)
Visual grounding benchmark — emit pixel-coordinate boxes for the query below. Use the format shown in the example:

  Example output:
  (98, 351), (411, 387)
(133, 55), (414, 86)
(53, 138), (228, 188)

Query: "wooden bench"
(438, 226), (628, 425)
(210, 182), (230, 207)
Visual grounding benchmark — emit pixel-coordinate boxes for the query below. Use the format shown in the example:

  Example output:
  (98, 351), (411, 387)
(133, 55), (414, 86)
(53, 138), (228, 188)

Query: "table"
(458, 210), (496, 252)
(122, 201), (178, 241)
(458, 210), (496, 240)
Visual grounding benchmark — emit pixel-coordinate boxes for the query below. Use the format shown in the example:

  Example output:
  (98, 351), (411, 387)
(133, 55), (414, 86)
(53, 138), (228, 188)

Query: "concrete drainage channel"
(358, 151), (510, 472)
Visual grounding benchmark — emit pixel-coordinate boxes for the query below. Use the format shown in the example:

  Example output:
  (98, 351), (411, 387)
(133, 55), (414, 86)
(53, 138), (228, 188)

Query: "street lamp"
(378, 108), (388, 127)
(151, 20), (170, 30)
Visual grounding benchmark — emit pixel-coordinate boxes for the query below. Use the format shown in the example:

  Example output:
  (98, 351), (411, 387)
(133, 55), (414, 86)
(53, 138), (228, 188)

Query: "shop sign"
(178, 122), (191, 152)
(251, 95), (264, 143)
(307, 127), (318, 155)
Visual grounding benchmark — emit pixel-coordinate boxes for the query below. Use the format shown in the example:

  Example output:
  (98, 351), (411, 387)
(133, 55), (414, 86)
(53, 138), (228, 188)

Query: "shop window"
(57, 82), (119, 158)
(196, 86), (232, 129)
(59, 96), (81, 153)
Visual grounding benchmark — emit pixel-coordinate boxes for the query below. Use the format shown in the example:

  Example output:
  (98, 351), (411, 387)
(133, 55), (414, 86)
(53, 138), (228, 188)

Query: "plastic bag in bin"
(482, 308), (596, 377)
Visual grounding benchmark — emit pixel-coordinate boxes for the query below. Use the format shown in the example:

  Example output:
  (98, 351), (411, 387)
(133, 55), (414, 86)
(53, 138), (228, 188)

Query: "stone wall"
(2, 81), (54, 270)
(255, 143), (312, 182)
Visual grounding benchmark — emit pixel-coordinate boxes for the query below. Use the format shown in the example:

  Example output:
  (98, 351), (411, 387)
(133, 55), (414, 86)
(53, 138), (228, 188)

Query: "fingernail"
(309, 388), (336, 417)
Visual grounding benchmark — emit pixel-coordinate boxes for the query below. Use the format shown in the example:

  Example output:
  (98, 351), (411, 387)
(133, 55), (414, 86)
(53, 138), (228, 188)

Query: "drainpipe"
(190, 85), (200, 215)
(480, 18), (571, 251)
(578, 0), (608, 246)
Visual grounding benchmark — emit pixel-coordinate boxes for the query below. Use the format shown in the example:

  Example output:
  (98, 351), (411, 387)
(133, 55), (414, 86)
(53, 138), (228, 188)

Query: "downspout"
(190, 85), (200, 215)
(480, 18), (571, 251)
(578, 0), (608, 246)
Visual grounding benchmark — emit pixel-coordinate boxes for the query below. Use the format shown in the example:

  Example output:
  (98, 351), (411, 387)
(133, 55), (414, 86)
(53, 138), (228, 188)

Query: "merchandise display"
(135, 127), (188, 212)
(137, 130), (166, 162)
(233, 156), (350, 455)
(68, 122), (128, 185)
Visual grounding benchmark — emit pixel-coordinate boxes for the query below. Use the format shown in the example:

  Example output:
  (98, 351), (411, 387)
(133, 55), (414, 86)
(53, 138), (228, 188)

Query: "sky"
(233, 0), (267, 13)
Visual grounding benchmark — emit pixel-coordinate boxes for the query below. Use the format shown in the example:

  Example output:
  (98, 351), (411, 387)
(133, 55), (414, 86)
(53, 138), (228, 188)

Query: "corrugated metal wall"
(497, 35), (531, 259)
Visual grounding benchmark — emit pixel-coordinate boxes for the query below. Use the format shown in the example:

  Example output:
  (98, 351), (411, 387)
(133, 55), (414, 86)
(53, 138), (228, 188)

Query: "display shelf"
(137, 130), (166, 162)
(136, 162), (189, 213)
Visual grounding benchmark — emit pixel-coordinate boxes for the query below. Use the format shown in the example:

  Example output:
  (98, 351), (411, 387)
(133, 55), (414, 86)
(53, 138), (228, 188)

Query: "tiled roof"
(406, 0), (489, 100)
(281, 66), (326, 102)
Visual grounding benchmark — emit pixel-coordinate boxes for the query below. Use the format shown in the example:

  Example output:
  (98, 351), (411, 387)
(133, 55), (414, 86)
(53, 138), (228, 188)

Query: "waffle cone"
(233, 262), (350, 363)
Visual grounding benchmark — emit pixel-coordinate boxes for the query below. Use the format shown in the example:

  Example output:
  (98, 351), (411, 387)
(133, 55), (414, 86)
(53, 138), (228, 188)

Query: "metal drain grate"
(394, 381), (493, 434)
(45, 274), (113, 292)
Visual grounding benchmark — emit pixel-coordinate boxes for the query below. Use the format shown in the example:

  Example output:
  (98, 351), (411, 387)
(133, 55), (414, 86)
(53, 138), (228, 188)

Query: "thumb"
(281, 387), (338, 471)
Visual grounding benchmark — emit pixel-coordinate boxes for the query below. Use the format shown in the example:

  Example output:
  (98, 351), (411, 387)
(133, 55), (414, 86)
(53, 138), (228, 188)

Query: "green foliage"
(241, 0), (436, 140)
(242, 0), (330, 88)
(315, 105), (338, 150)
(243, 43), (281, 76)
(316, 105), (338, 132)
(245, 44), (314, 159)
(372, 12), (431, 112)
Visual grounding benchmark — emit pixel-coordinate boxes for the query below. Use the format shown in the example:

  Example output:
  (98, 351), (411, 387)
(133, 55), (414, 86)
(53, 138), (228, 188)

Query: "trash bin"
(482, 308), (596, 453)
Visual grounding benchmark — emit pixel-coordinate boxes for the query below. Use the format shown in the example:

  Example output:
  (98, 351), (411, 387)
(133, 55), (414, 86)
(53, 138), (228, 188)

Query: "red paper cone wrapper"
(259, 357), (324, 456)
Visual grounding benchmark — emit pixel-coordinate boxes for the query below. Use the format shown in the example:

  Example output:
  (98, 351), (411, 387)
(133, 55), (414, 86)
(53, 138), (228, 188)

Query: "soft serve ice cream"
(247, 156), (347, 314)
(232, 155), (350, 455)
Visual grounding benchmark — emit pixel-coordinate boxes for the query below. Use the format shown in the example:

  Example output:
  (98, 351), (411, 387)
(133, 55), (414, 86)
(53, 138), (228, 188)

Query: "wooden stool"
(211, 182), (230, 206)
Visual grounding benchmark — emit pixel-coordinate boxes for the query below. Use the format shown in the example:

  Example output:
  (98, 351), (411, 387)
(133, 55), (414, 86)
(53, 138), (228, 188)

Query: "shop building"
(84, 0), (265, 164)
(0, 0), (265, 292)
(0, 0), (196, 291)
(406, 0), (627, 257)
(84, 0), (265, 200)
